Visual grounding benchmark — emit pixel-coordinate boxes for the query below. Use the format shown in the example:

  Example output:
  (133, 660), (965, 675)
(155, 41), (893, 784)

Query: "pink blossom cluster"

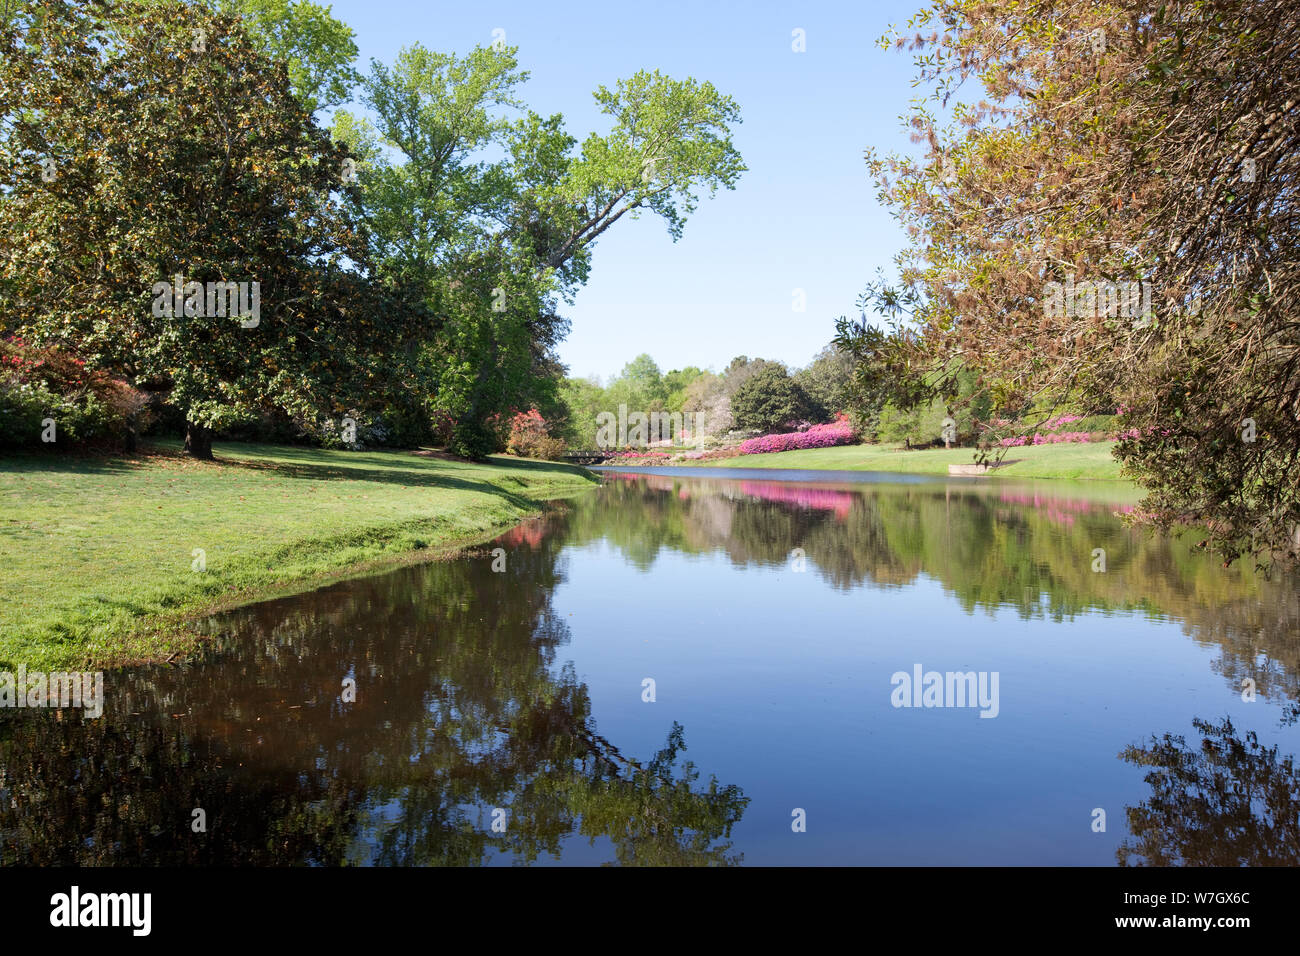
(1041, 414), (1083, 430)
(737, 416), (856, 456)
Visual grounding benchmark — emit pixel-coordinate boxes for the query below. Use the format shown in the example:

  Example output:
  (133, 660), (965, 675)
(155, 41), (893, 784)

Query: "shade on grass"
(0, 441), (597, 669)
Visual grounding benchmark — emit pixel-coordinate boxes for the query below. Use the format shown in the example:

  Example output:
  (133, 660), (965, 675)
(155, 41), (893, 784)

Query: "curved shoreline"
(1, 443), (598, 670)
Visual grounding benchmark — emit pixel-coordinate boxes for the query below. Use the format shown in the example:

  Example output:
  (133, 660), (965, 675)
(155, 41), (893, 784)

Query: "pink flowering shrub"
(505, 409), (565, 460)
(737, 415), (856, 456)
(997, 419), (1169, 447)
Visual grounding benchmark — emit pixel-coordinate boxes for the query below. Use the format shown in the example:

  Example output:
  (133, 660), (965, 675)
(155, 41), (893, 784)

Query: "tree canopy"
(0, 0), (745, 460)
(0, 0), (430, 458)
(847, 0), (1300, 567)
(730, 362), (813, 433)
(334, 46), (745, 456)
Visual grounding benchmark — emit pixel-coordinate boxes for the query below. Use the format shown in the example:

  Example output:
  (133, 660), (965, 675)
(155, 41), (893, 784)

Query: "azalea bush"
(505, 409), (566, 460)
(0, 337), (150, 448)
(1041, 415), (1083, 431)
(737, 415), (857, 455)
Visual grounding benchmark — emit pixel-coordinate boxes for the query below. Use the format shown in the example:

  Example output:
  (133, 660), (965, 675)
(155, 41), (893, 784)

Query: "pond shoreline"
(1, 443), (599, 670)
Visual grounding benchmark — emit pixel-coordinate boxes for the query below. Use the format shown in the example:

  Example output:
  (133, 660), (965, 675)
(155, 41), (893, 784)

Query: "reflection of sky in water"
(560, 544), (1291, 863)
(562, 471), (1300, 863)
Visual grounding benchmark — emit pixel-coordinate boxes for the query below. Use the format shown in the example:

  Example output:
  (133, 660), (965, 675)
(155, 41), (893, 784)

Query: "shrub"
(428, 409), (456, 447)
(532, 436), (567, 460)
(505, 408), (565, 460)
(609, 449), (672, 460)
(0, 337), (150, 448)
(450, 418), (500, 459)
(737, 415), (857, 455)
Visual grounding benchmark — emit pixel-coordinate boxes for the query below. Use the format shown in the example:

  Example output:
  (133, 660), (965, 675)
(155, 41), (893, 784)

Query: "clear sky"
(323, 0), (930, 380)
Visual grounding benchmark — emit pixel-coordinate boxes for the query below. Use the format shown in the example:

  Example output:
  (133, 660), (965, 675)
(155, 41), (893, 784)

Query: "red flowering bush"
(1, 337), (151, 447)
(737, 415), (857, 456)
(505, 408), (565, 460)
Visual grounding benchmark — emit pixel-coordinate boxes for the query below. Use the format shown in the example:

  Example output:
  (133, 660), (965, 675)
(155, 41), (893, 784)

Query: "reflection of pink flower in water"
(608, 473), (679, 494)
(610, 473), (853, 517)
(499, 520), (546, 548)
(998, 491), (1135, 527)
(740, 481), (853, 519)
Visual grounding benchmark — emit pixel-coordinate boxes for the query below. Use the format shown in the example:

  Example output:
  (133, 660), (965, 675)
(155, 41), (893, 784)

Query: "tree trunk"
(184, 419), (213, 460)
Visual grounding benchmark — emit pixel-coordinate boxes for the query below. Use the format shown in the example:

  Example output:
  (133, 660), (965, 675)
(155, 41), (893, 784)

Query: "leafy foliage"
(862, 0), (1300, 566)
(505, 408), (565, 460)
(730, 362), (813, 432)
(341, 47), (745, 458)
(0, 0), (432, 458)
(0, 337), (150, 447)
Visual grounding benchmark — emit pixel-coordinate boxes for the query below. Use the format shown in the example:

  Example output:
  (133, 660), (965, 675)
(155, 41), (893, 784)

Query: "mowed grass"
(0, 441), (598, 669)
(698, 440), (1128, 481)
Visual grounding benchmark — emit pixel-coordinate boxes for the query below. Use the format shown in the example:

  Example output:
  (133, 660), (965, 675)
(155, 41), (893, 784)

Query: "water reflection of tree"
(577, 475), (1300, 706)
(1118, 717), (1300, 866)
(0, 538), (747, 865)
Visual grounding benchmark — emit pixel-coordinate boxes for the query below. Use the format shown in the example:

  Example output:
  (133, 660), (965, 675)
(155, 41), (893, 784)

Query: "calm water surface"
(3, 468), (1298, 865)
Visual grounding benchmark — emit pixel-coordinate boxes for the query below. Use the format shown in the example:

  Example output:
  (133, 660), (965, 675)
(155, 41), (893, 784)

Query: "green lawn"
(694, 440), (1129, 481)
(0, 441), (598, 669)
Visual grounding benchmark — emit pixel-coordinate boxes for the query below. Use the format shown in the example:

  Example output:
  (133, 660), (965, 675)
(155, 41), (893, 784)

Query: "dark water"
(3, 469), (1298, 865)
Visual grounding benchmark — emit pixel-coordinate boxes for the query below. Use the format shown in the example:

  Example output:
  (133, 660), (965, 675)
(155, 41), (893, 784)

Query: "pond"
(2, 467), (1298, 865)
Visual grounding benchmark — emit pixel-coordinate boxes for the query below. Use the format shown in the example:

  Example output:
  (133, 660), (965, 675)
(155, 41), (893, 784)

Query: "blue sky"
(323, 0), (930, 380)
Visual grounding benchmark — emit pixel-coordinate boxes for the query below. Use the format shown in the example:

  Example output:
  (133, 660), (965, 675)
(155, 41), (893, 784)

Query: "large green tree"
(795, 343), (856, 421)
(135, 0), (362, 114)
(217, 0), (361, 113)
(730, 362), (813, 432)
(0, 0), (428, 458)
(340, 45), (745, 456)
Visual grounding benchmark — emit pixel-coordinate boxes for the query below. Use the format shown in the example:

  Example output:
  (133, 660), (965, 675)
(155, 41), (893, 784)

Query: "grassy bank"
(692, 440), (1128, 481)
(0, 442), (598, 669)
